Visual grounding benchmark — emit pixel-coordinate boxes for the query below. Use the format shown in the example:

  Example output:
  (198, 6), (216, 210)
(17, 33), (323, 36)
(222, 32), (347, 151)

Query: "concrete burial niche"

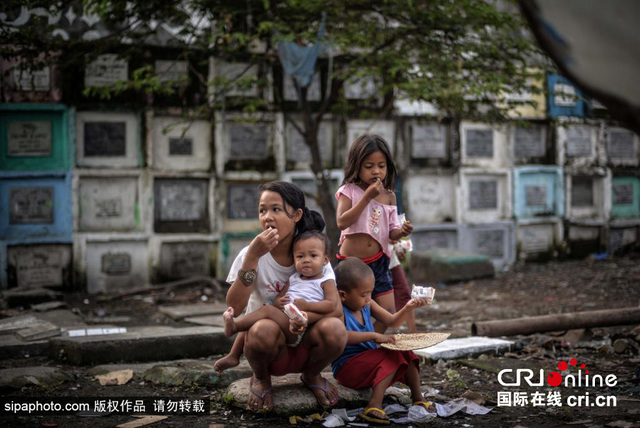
(566, 222), (605, 259)
(84, 54), (128, 88)
(411, 224), (461, 252)
(460, 121), (510, 169)
(285, 117), (333, 169)
(460, 221), (516, 270)
(0, 104), (71, 172)
(154, 60), (188, 83)
(513, 166), (564, 219)
(213, 59), (260, 97)
(153, 178), (210, 234)
(606, 127), (639, 167)
(546, 73), (587, 118)
(157, 241), (213, 281)
(609, 224), (639, 254)
(458, 168), (512, 223)
(85, 240), (149, 294)
(344, 75), (378, 100)
(516, 219), (563, 261)
(1, 52), (66, 103)
(283, 72), (321, 102)
(556, 121), (601, 167)
(405, 173), (456, 224)
(611, 176), (640, 218)
(511, 122), (551, 164)
(281, 171), (343, 214)
(406, 121), (451, 167)
(218, 233), (257, 278)
(346, 120), (396, 156)
(6, 244), (72, 288)
(565, 171), (610, 221)
(76, 111), (141, 168)
(223, 181), (262, 232)
(78, 176), (140, 232)
(0, 172), (73, 242)
(152, 116), (211, 171)
(216, 116), (278, 173)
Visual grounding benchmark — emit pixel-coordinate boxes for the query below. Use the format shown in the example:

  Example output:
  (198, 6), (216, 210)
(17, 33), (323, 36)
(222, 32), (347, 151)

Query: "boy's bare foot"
(223, 307), (237, 337)
(213, 354), (240, 372)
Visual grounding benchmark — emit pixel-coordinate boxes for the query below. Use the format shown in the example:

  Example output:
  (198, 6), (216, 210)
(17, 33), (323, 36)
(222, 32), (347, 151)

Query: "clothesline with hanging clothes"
(277, 12), (333, 105)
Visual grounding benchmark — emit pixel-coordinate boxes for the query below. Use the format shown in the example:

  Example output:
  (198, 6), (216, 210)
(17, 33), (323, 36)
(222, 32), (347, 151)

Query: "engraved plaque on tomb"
(155, 60), (188, 83)
(217, 61), (258, 97)
(13, 67), (50, 91)
(571, 178), (593, 207)
(7, 121), (52, 157)
(608, 130), (636, 158)
(413, 230), (456, 251)
(613, 183), (633, 205)
(566, 125), (592, 157)
(228, 124), (268, 160)
(161, 242), (211, 278)
(95, 198), (122, 218)
(286, 122), (330, 162)
(525, 185), (547, 207)
(157, 180), (207, 221)
(84, 122), (126, 157)
(474, 229), (504, 257)
(412, 124), (446, 159)
(291, 179), (320, 212)
(16, 250), (62, 287)
(522, 226), (551, 253)
(169, 137), (193, 155)
(101, 252), (132, 275)
(344, 76), (377, 99)
(514, 127), (545, 158)
(469, 180), (497, 209)
(554, 83), (576, 107)
(284, 73), (321, 101)
(9, 187), (54, 224)
(227, 184), (260, 219)
(465, 129), (493, 157)
(85, 54), (128, 87)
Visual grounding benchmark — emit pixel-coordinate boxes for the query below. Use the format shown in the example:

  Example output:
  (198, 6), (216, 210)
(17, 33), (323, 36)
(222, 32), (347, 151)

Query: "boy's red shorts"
(335, 347), (419, 390)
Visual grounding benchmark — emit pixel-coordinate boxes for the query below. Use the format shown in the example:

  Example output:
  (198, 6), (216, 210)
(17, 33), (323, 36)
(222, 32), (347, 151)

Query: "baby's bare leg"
(214, 332), (245, 372)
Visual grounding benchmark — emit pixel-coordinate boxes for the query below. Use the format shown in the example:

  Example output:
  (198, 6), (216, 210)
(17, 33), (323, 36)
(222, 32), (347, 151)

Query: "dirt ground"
(1, 254), (640, 427)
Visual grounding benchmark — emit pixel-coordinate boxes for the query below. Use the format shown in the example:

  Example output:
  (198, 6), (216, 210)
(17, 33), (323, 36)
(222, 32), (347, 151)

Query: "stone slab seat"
(409, 250), (495, 284)
(228, 373), (371, 415)
(49, 326), (233, 365)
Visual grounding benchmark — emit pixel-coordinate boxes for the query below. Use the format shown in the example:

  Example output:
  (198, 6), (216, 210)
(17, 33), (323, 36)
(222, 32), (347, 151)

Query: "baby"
(222, 231), (338, 347)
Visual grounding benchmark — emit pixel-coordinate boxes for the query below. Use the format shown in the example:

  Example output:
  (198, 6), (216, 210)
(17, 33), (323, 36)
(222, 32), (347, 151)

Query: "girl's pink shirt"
(335, 183), (401, 258)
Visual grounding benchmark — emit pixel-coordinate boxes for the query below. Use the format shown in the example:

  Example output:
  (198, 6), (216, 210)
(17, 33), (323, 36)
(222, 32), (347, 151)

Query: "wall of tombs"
(1, 55), (639, 292)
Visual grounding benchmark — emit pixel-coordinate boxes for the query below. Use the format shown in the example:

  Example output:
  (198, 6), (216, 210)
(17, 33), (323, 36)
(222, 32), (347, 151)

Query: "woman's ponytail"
(298, 208), (325, 234)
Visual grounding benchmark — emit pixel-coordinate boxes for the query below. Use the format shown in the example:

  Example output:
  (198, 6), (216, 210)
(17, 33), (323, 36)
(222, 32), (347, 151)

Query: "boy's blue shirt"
(331, 304), (377, 377)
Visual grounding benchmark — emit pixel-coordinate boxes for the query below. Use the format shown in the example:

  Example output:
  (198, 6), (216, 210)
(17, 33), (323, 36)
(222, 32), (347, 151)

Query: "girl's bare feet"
(213, 354), (240, 372)
(223, 307), (237, 337)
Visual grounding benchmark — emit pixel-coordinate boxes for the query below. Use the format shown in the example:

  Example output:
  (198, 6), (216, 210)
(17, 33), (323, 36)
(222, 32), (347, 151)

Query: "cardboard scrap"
(95, 369), (133, 386)
(15, 321), (60, 341)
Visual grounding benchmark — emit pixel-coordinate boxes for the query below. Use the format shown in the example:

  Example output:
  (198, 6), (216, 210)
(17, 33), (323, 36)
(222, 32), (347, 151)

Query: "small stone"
(613, 339), (628, 354)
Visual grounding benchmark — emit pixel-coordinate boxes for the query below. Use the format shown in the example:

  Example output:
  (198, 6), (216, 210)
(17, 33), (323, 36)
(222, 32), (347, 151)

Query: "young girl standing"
(336, 134), (413, 331)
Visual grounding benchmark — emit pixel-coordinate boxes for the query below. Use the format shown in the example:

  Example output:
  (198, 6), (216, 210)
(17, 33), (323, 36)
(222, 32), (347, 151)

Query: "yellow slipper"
(412, 400), (435, 412)
(359, 407), (390, 425)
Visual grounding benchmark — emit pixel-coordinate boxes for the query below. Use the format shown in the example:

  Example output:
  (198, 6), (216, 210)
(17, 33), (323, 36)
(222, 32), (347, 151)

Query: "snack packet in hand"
(411, 285), (435, 303)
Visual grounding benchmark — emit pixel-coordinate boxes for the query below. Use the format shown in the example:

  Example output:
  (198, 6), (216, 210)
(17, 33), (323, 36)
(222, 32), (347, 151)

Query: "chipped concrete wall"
(3, 54), (640, 290)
